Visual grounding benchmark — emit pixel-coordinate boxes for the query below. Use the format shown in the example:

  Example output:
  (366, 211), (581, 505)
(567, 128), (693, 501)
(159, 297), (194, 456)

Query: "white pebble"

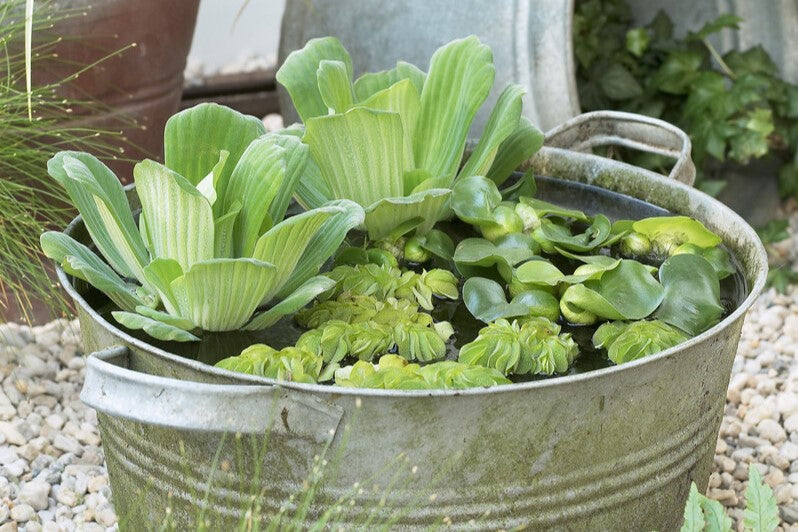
(19, 480), (50, 510)
(759, 418), (788, 443)
(10, 503), (34, 522)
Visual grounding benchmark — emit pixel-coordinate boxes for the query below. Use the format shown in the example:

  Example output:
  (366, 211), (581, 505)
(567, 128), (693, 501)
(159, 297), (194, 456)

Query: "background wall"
(187, 0), (286, 74)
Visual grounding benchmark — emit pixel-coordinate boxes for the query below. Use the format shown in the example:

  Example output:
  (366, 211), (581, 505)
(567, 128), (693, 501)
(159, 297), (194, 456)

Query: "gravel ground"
(1, 223), (798, 530)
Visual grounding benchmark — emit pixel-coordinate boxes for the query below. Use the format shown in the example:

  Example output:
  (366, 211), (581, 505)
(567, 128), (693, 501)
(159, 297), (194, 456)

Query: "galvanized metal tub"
(62, 112), (766, 530)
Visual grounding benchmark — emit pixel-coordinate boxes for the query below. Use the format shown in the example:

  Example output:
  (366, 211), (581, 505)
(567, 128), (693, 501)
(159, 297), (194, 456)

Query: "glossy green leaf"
(451, 175), (502, 225)
(499, 170), (537, 202)
(463, 277), (532, 323)
(485, 117), (544, 186)
(363, 188), (450, 241)
(353, 61), (426, 102)
(317, 59), (354, 113)
(511, 290), (560, 322)
(454, 234), (539, 281)
(163, 102), (265, 188)
(222, 138), (287, 256)
(655, 254), (724, 335)
(561, 260), (664, 323)
(518, 196), (589, 221)
(593, 320), (688, 364)
(40, 231), (148, 312)
(515, 259), (565, 286)
(674, 244), (736, 280)
(111, 311), (200, 342)
(251, 206), (339, 302)
(304, 106), (405, 208)
(539, 215), (612, 252)
(632, 216), (722, 248)
(417, 229), (455, 262)
(275, 36), (353, 122)
(413, 36), (494, 181)
(244, 275), (336, 330)
(48, 152), (148, 282)
(458, 84), (525, 180)
(173, 258), (276, 331)
(134, 159), (214, 271)
(278, 200), (365, 297)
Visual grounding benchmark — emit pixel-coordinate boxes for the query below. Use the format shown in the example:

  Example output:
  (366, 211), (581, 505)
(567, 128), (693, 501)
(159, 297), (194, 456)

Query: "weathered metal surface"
(61, 112), (768, 529)
(277, 0), (579, 132)
(628, 0), (798, 84)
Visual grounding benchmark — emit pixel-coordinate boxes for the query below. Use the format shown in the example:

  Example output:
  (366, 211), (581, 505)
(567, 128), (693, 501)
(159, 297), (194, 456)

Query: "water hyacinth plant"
(41, 103), (364, 341)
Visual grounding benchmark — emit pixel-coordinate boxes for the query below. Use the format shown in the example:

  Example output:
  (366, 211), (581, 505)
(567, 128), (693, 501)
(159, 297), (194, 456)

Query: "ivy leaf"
(691, 14), (742, 40)
(599, 63), (643, 101)
(625, 28), (650, 57)
(743, 464), (779, 532)
(652, 51), (703, 95)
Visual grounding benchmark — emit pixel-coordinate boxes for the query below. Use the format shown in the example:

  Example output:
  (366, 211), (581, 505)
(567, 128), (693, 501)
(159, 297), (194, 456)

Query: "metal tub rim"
(58, 153), (768, 399)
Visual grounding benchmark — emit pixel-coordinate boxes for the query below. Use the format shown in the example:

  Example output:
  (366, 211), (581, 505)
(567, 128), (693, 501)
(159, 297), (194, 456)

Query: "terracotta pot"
(39, 0), (200, 182)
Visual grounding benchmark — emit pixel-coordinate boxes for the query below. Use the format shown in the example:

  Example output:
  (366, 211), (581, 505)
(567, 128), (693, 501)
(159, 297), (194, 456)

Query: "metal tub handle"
(80, 346), (344, 442)
(544, 110), (696, 186)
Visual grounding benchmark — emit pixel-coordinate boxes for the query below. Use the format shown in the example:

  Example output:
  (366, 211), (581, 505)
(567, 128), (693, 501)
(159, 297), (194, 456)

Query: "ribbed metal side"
(99, 392), (723, 529)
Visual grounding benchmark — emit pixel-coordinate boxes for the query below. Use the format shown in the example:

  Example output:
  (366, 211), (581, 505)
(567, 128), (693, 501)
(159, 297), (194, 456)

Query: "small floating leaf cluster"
(42, 35), (736, 391)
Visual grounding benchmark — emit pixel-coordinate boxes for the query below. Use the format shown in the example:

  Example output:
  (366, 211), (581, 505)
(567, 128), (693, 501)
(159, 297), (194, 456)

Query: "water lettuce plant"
(276, 35), (544, 246)
(41, 103), (364, 341)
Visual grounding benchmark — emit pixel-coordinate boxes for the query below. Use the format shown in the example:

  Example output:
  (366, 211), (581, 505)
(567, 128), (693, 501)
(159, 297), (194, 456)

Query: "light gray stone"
(19, 480), (51, 511)
(9, 503), (34, 522)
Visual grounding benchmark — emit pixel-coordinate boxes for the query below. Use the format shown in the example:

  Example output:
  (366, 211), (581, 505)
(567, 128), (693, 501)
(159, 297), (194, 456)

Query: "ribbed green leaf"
(359, 78), (421, 173)
(221, 138), (287, 256)
(276, 36), (353, 122)
(413, 36), (494, 181)
(251, 206), (339, 303)
(112, 311), (200, 342)
(304, 107), (405, 209)
(244, 275), (336, 330)
(294, 153), (332, 210)
(47, 152), (148, 282)
(172, 258), (276, 331)
(164, 103), (265, 189)
(458, 84), (525, 180)
(214, 201), (241, 258)
(278, 199), (365, 297)
(317, 59), (354, 114)
(133, 305), (195, 331)
(195, 150), (229, 205)
(485, 117), (544, 186)
(40, 231), (148, 312)
(364, 188), (451, 241)
(262, 132), (311, 223)
(134, 159), (214, 271)
(353, 60), (426, 102)
(142, 258), (184, 317)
